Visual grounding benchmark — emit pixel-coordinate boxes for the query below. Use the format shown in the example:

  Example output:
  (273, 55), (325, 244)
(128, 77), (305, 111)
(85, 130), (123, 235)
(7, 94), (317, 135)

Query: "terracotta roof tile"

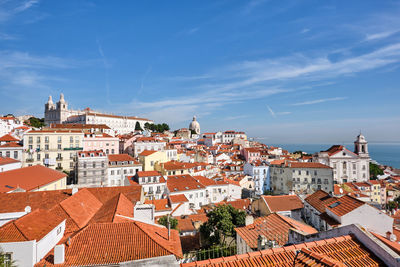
(182, 235), (383, 267)
(167, 175), (205, 192)
(139, 150), (158, 156)
(37, 221), (181, 266)
(0, 134), (19, 142)
(262, 195), (304, 212)
(108, 153), (136, 162)
(235, 213), (317, 248)
(59, 188), (103, 228)
(0, 142), (22, 148)
(0, 156), (20, 166)
(0, 165), (66, 193)
(0, 209), (64, 242)
(305, 190), (338, 214)
(169, 194), (189, 203)
(326, 195), (365, 217)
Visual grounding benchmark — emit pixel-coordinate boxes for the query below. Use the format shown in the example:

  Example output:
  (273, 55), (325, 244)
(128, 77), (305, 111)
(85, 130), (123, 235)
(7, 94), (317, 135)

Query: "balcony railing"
(56, 167), (63, 170)
(26, 158), (34, 162)
(56, 157), (63, 161)
(64, 147), (83, 151)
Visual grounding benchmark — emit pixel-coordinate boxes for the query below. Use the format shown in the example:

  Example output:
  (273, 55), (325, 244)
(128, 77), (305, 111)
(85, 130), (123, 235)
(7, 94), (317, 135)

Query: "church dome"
(356, 133), (366, 143)
(189, 116), (200, 134)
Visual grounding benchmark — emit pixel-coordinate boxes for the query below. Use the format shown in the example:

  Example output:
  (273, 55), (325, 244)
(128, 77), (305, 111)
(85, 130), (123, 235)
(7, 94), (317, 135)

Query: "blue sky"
(1, 0), (400, 143)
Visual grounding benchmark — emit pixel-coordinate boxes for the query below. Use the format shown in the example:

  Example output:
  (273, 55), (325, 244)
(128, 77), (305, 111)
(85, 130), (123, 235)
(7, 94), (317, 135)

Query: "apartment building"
(76, 150), (108, 187)
(23, 130), (84, 171)
(270, 161), (334, 194)
(108, 154), (142, 186)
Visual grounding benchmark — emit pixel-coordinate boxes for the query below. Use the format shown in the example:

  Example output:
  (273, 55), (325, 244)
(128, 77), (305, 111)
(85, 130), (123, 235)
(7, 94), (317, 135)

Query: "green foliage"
(158, 215), (178, 230)
(370, 162), (383, 179)
(144, 122), (170, 132)
(0, 249), (16, 267)
(387, 201), (397, 212)
(26, 117), (45, 128)
(135, 121), (143, 131)
(200, 205), (246, 247)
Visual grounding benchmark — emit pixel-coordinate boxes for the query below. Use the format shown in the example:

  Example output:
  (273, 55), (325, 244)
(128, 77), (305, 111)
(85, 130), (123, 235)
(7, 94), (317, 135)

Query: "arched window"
(343, 162), (347, 169)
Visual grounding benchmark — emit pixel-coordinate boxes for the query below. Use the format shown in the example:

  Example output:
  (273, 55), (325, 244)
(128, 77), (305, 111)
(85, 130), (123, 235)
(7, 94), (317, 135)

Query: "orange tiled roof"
(167, 175), (205, 192)
(0, 142), (22, 148)
(139, 150), (158, 156)
(137, 170), (162, 177)
(108, 153), (136, 162)
(326, 195), (365, 217)
(262, 195), (304, 212)
(235, 213), (317, 248)
(0, 156), (20, 166)
(286, 162), (332, 169)
(169, 194), (189, 203)
(0, 165), (66, 193)
(0, 134), (19, 142)
(37, 221), (182, 266)
(0, 209), (64, 242)
(182, 235), (383, 267)
(305, 190), (338, 214)
(145, 198), (171, 211)
(175, 214), (208, 232)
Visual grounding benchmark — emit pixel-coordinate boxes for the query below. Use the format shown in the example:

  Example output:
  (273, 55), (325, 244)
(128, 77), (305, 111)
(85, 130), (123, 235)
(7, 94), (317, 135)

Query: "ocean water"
(270, 143), (400, 169)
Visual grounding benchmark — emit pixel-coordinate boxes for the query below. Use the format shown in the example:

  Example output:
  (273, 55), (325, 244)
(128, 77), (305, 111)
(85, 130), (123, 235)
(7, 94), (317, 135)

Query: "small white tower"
(354, 132), (369, 157)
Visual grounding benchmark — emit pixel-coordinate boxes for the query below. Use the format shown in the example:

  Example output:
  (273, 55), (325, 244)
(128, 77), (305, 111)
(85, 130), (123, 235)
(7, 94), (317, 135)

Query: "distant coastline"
(268, 143), (400, 169)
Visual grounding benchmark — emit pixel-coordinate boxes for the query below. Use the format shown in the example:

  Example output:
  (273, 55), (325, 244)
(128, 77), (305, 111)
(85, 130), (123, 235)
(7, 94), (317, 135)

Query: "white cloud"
(267, 105), (275, 118)
(291, 97), (347, 106)
(365, 30), (399, 41)
(0, 0), (39, 22)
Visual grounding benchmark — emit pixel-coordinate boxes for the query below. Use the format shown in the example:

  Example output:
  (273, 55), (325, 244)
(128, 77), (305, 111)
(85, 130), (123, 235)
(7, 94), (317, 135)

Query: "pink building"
(83, 133), (119, 154)
(119, 133), (143, 154)
(241, 147), (261, 163)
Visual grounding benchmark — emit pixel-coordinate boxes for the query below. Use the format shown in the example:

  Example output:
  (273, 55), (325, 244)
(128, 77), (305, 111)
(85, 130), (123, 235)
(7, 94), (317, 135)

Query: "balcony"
(56, 157), (63, 161)
(26, 158), (34, 162)
(64, 147), (83, 151)
(56, 167), (63, 171)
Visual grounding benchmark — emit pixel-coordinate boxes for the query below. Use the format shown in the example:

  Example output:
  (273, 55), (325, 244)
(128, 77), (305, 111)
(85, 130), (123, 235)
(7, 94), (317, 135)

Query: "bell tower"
(354, 132), (369, 157)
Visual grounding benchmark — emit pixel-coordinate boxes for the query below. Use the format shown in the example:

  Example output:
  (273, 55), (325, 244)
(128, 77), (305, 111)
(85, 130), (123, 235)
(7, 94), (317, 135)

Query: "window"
(70, 162), (74, 167)
(306, 171), (309, 175)
(314, 170), (317, 176)
(111, 149), (114, 154)
(37, 153), (41, 160)
(45, 144), (49, 150)
(58, 144), (62, 150)
(189, 194), (193, 199)
(6, 151), (10, 157)
(57, 227), (62, 235)
(298, 170), (301, 175)
(111, 170), (115, 175)
(45, 153), (49, 159)
(28, 136), (33, 144)
(317, 178), (321, 184)
(83, 171), (87, 177)
(37, 136), (41, 143)
(70, 137), (73, 143)
(353, 163), (356, 169)
(45, 136), (49, 143)
(58, 136), (62, 143)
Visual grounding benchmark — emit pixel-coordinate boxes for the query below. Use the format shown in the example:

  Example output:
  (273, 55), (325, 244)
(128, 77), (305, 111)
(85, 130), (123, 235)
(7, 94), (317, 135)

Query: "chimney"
(72, 188), (78, 195)
(24, 206), (31, 213)
(257, 235), (267, 251)
(245, 215), (254, 226)
(54, 244), (65, 264)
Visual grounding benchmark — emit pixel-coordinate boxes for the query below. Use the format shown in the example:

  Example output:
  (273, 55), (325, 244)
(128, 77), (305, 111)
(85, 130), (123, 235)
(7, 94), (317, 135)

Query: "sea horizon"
(268, 143), (400, 169)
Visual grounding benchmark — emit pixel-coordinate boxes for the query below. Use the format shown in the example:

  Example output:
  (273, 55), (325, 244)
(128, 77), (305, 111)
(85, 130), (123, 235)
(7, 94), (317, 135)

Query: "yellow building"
(154, 160), (195, 176)
(138, 150), (168, 171)
(23, 129), (84, 171)
(0, 165), (67, 193)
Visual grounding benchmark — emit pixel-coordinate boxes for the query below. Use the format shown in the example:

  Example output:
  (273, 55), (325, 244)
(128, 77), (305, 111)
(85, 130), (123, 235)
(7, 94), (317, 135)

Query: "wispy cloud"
(267, 105), (291, 118)
(0, 0), (39, 22)
(365, 30), (399, 41)
(0, 32), (18, 40)
(290, 97), (347, 106)
(242, 0), (269, 15)
(267, 105), (276, 118)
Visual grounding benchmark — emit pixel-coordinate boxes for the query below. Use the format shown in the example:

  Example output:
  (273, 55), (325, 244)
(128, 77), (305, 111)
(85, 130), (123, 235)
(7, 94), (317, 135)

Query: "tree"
(26, 117), (45, 128)
(200, 205), (246, 247)
(134, 121), (143, 131)
(158, 215), (178, 230)
(370, 162), (383, 179)
(0, 249), (16, 267)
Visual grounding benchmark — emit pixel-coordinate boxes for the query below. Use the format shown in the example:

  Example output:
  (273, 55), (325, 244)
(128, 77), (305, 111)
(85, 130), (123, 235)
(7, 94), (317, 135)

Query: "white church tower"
(354, 133), (369, 158)
(45, 93), (69, 126)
